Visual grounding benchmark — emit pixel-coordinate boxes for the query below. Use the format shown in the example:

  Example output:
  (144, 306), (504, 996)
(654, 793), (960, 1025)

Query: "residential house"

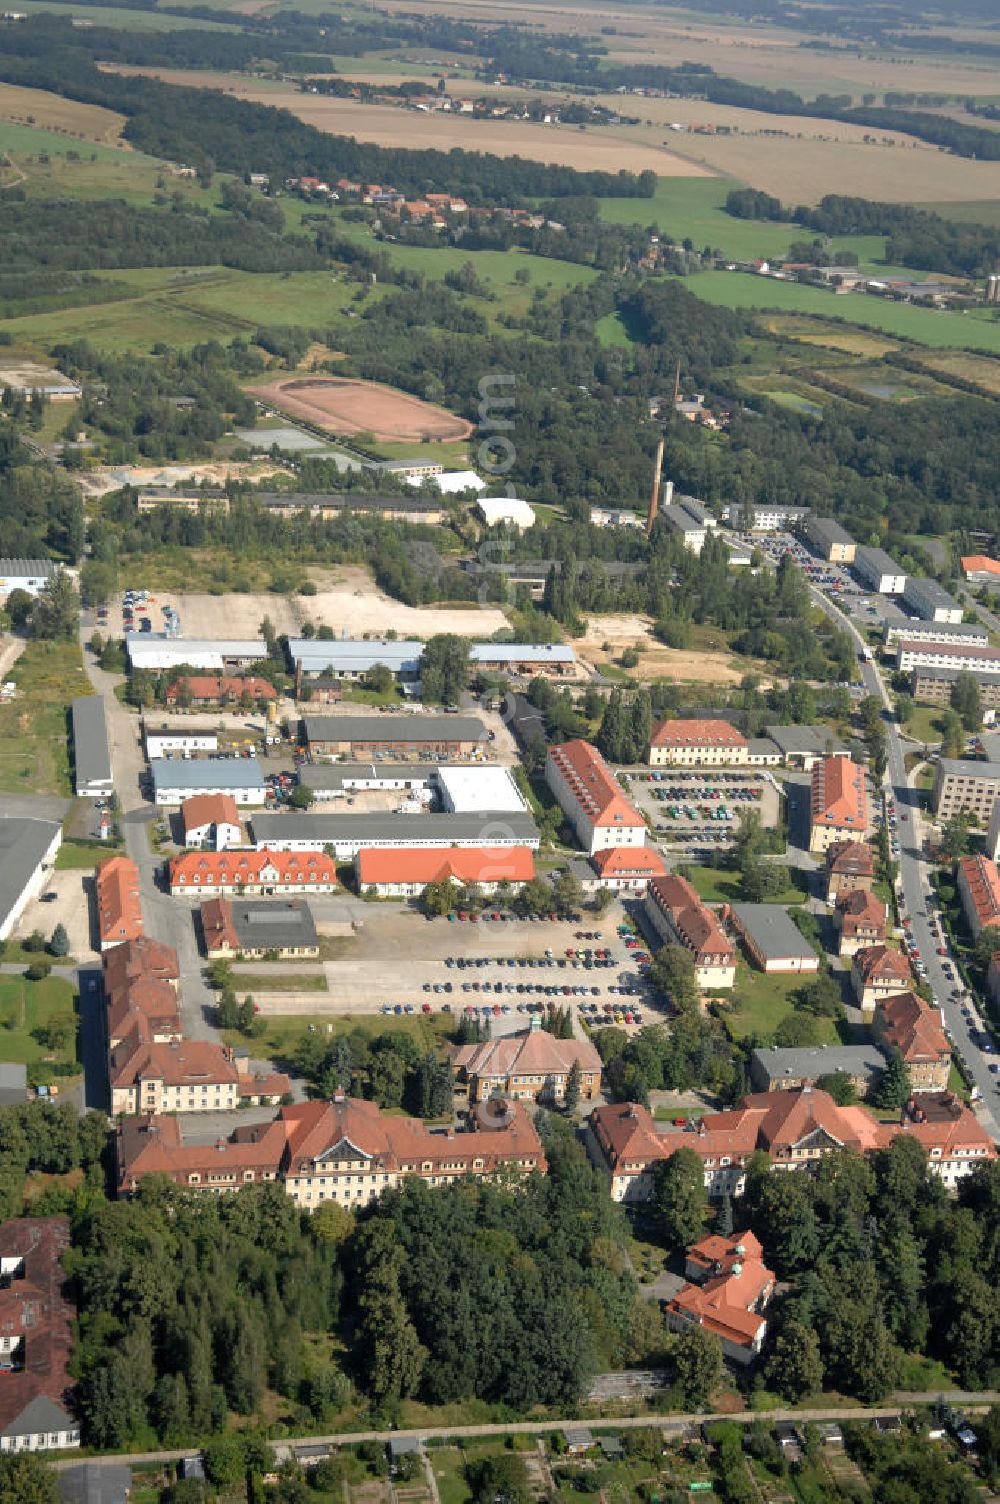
(449, 1021), (602, 1106)
(180, 793), (242, 850)
(957, 853), (1000, 938)
(0, 1217), (80, 1453)
(835, 889), (887, 957)
(825, 840), (875, 903)
(851, 944), (913, 1017)
(644, 875), (736, 989)
(664, 1231), (775, 1366)
(932, 759), (1000, 819)
(545, 740), (647, 856)
(875, 992), (951, 1092)
(109, 1036), (289, 1116)
(809, 756), (869, 853)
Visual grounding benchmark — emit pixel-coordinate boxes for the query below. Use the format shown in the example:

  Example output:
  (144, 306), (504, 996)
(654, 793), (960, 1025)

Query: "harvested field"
(577, 615), (763, 686)
(761, 317), (900, 357)
(99, 68), (709, 175)
(920, 351), (1000, 395)
(248, 375), (473, 444)
(0, 81), (126, 145)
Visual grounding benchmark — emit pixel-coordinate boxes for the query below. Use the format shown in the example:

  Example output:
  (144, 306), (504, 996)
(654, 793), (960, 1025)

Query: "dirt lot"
(0, 81), (126, 145)
(249, 375), (472, 443)
(107, 566), (510, 640)
(577, 614), (762, 686)
(81, 458), (292, 500)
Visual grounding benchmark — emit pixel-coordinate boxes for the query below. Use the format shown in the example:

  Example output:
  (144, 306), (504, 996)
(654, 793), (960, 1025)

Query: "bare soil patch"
(578, 614), (761, 686)
(140, 567), (509, 640)
(249, 374), (473, 444)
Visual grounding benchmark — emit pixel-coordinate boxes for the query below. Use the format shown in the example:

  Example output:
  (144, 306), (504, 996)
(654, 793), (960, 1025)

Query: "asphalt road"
(809, 588), (1000, 1137)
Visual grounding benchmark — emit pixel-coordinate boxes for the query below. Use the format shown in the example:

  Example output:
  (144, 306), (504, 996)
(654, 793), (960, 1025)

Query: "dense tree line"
(0, 421), (84, 560)
(289, 1027), (453, 1118)
(725, 189), (1000, 278)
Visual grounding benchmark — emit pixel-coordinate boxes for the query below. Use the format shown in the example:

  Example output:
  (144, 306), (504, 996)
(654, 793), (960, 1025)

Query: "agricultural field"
(670, 271), (1000, 355)
(0, 82), (127, 146)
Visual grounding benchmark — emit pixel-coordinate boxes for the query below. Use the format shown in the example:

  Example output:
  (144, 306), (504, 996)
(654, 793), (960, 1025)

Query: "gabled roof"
(170, 848), (337, 887)
(810, 756), (868, 830)
(836, 889), (887, 934)
(959, 854), (1000, 931)
(96, 855), (143, 946)
(356, 845), (535, 887)
(546, 740), (645, 829)
(853, 944), (912, 987)
(876, 991), (949, 1064)
(650, 718), (747, 750)
(646, 875), (734, 963)
(449, 1027), (601, 1081)
(827, 840), (875, 878)
(181, 793), (241, 834)
(166, 675), (276, 701)
(0, 1217), (75, 1440)
(591, 846), (666, 878)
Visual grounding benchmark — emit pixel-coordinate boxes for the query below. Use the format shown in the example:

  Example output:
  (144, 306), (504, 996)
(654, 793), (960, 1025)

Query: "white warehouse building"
(433, 765), (528, 815)
(149, 758), (268, 806)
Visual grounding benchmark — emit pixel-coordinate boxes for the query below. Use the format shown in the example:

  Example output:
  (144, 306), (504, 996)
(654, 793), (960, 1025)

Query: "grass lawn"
(429, 1447), (472, 1504)
(684, 862), (806, 906)
(222, 1010), (456, 1061)
(234, 971), (329, 993)
(0, 974), (78, 1085)
(594, 311), (633, 347)
(671, 270), (1000, 355)
(905, 703), (946, 744)
(716, 965), (839, 1045)
(0, 639), (91, 796)
(55, 838), (124, 870)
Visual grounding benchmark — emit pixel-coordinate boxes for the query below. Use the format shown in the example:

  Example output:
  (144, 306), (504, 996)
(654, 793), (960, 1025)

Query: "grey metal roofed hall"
(289, 639), (424, 676)
(304, 713), (487, 744)
(231, 899), (319, 951)
(750, 1044), (886, 1092)
(729, 903), (820, 965)
(0, 558), (56, 582)
(71, 696), (113, 798)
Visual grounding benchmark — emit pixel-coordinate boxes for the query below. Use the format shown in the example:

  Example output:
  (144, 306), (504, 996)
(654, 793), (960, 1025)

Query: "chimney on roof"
(529, 1013), (541, 1033)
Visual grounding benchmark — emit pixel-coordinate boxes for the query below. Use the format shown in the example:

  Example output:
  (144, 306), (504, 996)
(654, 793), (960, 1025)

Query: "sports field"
(248, 375), (474, 443)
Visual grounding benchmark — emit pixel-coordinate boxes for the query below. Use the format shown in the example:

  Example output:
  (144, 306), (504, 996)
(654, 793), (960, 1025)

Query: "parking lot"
(17, 868), (99, 962)
(624, 768), (782, 855)
(207, 901), (664, 1031)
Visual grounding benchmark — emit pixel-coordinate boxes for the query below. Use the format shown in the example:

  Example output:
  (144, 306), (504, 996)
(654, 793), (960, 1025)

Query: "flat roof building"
(250, 810), (540, 858)
(902, 576), (964, 625)
(298, 763), (432, 800)
(434, 765), (526, 815)
(727, 903), (820, 974)
(149, 758), (268, 806)
(804, 517), (856, 563)
(932, 758), (1000, 819)
(853, 546), (906, 595)
(71, 696), (113, 798)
